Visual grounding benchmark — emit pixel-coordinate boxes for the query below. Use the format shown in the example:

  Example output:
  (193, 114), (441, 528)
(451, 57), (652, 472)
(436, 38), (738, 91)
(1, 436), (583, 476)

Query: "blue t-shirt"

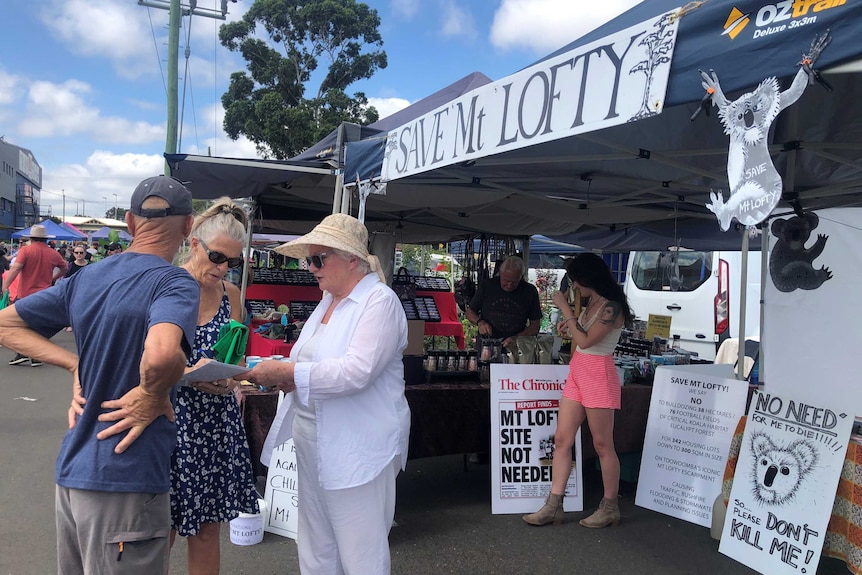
(16, 252), (199, 493)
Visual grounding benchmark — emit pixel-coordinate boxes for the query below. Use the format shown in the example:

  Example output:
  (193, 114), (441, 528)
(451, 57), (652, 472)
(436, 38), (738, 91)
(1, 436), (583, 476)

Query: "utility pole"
(62, 189), (65, 221)
(137, 0), (230, 174)
(113, 193), (118, 217)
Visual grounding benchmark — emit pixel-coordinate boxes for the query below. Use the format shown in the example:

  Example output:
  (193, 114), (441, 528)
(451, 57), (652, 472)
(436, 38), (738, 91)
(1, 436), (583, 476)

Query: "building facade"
(0, 139), (43, 241)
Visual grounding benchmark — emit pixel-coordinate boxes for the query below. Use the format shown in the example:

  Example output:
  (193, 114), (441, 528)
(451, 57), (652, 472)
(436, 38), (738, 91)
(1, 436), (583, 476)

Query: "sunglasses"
(73, 251), (85, 255)
(198, 239), (243, 268)
(305, 252), (330, 269)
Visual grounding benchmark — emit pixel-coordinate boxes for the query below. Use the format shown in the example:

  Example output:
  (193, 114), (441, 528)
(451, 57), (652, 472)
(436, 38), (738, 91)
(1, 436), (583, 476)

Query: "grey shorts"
(55, 486), (170, 575)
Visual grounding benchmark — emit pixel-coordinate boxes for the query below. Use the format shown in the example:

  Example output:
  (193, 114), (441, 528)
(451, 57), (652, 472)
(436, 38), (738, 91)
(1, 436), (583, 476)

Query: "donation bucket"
(230, 498), (267, 546)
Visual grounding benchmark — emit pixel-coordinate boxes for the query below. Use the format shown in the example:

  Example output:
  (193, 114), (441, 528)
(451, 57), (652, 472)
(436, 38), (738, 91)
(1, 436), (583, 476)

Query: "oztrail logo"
(722, 0), (846, 41)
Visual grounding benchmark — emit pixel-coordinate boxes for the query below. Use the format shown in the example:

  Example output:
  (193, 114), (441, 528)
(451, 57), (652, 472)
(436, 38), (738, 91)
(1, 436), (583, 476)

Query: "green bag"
(0, 290), (10, 311)
(211, 320), (249, 365)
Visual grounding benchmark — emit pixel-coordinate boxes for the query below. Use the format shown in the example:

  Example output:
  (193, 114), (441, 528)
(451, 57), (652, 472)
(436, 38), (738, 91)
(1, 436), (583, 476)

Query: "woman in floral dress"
(170, 197), (258, 574)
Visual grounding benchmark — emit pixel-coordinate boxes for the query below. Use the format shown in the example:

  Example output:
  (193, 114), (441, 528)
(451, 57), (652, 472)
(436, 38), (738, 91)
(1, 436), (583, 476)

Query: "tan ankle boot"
(579, 497), (620, 528)
(522, 493), (565, 526)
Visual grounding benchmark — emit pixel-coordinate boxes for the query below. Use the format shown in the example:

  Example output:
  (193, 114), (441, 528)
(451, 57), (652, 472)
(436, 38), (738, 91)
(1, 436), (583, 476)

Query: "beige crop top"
(575, 297), (622, 356)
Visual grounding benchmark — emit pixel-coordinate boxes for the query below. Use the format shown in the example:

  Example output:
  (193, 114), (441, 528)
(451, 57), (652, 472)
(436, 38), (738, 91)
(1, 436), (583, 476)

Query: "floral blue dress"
(170, 289), (259, 536)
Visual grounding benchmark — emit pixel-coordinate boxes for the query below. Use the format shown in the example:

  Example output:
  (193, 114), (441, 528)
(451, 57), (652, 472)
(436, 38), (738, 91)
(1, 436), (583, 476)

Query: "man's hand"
(67, 366), (85, 430)
(477, 319), (493, 337)
(237, 360), (296, 394)
(97, 387), (175, 454)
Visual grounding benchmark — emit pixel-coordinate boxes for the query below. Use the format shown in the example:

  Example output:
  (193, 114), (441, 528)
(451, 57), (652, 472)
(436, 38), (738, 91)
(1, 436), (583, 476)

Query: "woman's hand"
(238, 360), (296, 394)
(190, 378), (237, 396)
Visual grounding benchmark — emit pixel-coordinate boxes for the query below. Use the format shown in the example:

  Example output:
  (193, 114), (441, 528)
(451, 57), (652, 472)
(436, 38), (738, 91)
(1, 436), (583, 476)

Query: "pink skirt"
(562, 350), (621, 409)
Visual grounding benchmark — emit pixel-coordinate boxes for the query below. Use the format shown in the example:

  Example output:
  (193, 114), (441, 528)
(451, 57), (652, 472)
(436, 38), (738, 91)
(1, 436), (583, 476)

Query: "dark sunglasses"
(198, 239), (243, 268)
(305, 252), (330, 269)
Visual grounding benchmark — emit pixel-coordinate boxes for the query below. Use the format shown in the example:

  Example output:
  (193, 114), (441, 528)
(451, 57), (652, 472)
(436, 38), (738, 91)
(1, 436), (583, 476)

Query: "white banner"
(720, 390), (854, 575)
(763, 208), (862, 416)
(382, 10), (679, 182)
(636, 364), (747, 527)
(490, 364), (582, 514)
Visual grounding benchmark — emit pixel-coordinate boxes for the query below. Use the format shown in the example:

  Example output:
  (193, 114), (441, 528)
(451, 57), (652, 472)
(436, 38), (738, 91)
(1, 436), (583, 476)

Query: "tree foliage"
(219, 0), (386, 159)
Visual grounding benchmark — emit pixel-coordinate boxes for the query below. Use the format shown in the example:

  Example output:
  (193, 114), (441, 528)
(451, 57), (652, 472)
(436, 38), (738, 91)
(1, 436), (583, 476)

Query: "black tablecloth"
(237, 382), (653, 476)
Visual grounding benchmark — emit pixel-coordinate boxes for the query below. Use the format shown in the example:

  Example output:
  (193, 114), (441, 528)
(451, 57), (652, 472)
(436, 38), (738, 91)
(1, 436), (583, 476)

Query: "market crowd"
(0, 176), (630, 575)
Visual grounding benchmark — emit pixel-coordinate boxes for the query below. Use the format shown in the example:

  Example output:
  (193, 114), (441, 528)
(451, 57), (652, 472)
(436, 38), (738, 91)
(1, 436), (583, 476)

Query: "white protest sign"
(262, 392), (299, 539)
(720, 390), (854, 575)
(491, 364), (582, 514)
(636, 364), (746, 527)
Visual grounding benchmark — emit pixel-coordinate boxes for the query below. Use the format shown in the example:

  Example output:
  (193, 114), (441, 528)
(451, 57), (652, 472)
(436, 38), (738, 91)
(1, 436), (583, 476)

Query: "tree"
(105, 207), (127, 220)
(219, 0), (386, 159)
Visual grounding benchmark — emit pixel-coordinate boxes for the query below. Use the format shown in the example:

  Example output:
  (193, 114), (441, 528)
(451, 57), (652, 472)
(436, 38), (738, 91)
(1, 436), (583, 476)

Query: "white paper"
(179, 361), (250, 386)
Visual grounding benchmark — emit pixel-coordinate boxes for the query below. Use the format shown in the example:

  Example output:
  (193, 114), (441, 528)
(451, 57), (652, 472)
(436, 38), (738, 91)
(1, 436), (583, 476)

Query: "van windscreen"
(630, 251), (713, 292)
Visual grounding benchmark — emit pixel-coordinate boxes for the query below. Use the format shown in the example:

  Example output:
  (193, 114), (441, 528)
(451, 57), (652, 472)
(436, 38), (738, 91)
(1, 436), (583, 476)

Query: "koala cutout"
(699, 31), (831, 230)
(769, 212), (832, 293)
(749, 432), (817, 505)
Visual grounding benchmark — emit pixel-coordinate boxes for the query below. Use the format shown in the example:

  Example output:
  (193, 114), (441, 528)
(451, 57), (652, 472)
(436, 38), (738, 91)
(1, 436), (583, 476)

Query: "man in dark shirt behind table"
(0, 175), (200, 575)
(466, 255), (543, 349)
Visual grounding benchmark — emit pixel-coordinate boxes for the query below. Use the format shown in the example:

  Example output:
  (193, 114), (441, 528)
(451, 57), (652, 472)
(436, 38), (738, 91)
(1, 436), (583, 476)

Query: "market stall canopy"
(89, 226), (132, 241)
(12, 219), (86, 241)
(348, 0), (862, 249)
(169, 2), (862, 248)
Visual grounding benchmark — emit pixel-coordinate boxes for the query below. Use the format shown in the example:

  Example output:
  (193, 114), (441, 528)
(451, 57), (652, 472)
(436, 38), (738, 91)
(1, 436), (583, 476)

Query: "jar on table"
(425, 351), (437, 372)
(480, 340), (494, 362)
(467, 351), (478, 372)
(446, 351), (458, 372)
(457, 351), (468, 372)
(436, 351), (448, 372)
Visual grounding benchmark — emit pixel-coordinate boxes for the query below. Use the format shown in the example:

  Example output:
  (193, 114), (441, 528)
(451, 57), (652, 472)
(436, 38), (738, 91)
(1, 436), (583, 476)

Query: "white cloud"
(0, 68), (23, 106)
(368, 97), (411, 120)
(42, 0), (164, 80)
(18, 79), (164, 145)
(439, 0), (477, 39)
(391, 0), (421, 20)
(41, 151), (165, 218)
(490, 0), (642, 54)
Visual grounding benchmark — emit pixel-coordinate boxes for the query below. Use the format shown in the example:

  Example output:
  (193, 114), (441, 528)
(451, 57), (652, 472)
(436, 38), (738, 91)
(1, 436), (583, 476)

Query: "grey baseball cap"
(130, 175), (194, 218)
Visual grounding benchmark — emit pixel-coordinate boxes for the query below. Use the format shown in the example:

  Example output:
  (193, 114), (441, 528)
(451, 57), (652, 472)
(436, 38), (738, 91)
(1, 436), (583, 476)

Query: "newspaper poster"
(720, 390), (854, 575)
(490, 364), (582, 514)
(262, 392), (299, 539)
(636, 364), (747, 526)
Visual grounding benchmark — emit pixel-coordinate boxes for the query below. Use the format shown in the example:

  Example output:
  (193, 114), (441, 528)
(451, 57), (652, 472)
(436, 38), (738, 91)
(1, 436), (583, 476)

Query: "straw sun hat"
(274, 213), (385, 282)
(27, 224), (54, 239)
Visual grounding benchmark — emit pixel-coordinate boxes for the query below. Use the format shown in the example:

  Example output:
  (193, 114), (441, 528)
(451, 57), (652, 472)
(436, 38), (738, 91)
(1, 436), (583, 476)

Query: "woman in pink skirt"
(523, 252), (633, 528)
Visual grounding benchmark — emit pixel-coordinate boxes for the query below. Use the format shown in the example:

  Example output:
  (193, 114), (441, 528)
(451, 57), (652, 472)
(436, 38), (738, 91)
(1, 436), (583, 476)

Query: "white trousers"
(294, 414), (399, 575)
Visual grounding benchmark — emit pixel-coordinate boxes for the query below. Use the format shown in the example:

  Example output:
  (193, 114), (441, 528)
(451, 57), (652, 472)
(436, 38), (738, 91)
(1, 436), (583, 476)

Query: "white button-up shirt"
(262, 273), (410, 489)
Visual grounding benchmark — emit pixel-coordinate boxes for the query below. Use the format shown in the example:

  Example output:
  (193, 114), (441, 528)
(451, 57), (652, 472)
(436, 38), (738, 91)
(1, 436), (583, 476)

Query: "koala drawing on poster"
(749, 432), (817, 506)
(769, 212), (832, 292)
(699, 31), (831, 230)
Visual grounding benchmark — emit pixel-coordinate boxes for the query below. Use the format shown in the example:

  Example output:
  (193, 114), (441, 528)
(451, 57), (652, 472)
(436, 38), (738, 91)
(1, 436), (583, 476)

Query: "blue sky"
(0, 0), (640, 218)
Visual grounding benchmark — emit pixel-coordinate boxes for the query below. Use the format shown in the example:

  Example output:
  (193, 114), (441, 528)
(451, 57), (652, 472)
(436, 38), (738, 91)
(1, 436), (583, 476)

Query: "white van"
(624, 250), (762, 361)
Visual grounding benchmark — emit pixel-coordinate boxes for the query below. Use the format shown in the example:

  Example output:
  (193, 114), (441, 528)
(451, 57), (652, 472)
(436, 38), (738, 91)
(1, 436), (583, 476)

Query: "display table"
(416, 290), (465, 349)
(722, 417), (862, 575)
(246, 283), (322, 307)
(236, 382), (653, 474)
(247, 334), (294, 358)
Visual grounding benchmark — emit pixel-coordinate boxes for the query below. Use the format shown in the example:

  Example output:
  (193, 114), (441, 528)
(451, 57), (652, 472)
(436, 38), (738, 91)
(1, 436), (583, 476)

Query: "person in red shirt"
(2, 224), (67, 366)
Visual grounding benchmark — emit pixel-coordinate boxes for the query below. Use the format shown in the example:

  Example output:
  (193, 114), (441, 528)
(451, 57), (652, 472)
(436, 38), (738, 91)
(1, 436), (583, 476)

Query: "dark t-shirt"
(469, 277), (543, 339)
(16, 252), (199, 493)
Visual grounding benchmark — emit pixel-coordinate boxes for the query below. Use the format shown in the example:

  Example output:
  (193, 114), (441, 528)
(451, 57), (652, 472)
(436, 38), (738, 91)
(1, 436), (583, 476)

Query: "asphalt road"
(0, 332), (847, 574)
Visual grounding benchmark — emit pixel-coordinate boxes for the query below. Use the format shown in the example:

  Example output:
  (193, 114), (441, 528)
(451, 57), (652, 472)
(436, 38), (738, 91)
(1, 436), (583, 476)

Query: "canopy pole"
(736, 228), (748, 380)
(758, 224), (770, 386)
(239, 199), (255, 311)
(332, 123), (347, 215)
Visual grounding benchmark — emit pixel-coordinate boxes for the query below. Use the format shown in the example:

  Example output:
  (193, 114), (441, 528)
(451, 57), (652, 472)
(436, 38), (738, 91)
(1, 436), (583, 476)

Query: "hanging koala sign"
(695, 30), (832, 231)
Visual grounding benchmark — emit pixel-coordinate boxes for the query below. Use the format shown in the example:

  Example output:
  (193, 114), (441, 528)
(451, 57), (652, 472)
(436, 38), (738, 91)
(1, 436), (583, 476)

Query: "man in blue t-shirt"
(0, 175), (200, 575)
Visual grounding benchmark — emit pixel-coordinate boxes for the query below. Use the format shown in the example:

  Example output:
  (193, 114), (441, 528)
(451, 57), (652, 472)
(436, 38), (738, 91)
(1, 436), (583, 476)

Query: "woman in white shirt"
(240, 213), (409, 575)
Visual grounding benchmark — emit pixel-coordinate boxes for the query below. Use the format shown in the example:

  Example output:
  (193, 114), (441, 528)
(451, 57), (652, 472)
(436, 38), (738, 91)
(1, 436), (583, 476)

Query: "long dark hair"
(568, 253), (634, 328)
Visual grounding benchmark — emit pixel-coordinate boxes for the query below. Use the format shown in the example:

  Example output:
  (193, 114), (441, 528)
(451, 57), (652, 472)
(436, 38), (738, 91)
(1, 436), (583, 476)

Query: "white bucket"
(230, 499), (267, 546)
